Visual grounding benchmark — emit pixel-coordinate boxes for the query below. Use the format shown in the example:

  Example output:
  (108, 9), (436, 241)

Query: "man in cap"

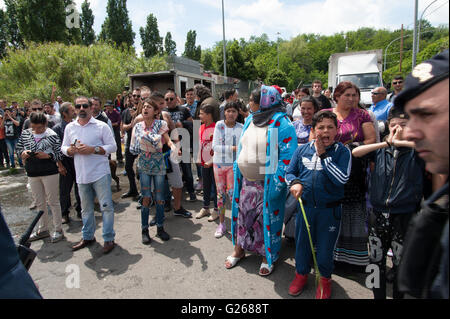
(395, 50), (449, 299)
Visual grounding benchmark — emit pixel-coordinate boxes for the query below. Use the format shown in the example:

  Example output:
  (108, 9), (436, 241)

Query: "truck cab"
(329, 50), (383, 108)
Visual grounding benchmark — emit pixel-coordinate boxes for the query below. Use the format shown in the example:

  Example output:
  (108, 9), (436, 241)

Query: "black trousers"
(0, 139), (9, 166)
(368, 209), (414, 299)
(201, 166), (217, 209)
(113, 127), (123, 162)
(59, 157), (81, 216)
(180, 161), (195, 194)
(125, 148), (138, 194)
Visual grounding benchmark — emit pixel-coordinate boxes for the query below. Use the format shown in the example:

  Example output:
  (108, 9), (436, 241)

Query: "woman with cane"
(285, 110), (352, 299)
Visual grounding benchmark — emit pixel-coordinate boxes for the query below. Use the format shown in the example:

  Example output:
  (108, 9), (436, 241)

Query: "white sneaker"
(51, 231), (64, 243)
(196, 208), (210, 219)
(208, 209), (219, 222)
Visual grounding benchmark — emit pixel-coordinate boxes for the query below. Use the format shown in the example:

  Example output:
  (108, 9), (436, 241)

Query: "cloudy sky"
(1, 0), (449, 55)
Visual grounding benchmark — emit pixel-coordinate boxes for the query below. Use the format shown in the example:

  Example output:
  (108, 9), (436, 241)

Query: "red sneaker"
(315, 277), (332, 299)
(288, 273), (308, 296)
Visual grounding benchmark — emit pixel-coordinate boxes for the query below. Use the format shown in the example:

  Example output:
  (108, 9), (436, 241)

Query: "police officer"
(394, 50), (449, 299)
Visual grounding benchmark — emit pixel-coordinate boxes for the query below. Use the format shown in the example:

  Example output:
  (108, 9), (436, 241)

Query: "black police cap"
(394, 49), (449, 111)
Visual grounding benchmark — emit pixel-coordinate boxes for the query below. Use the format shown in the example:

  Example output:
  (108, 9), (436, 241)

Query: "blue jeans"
(78, 174), (115, 242)
(140, 173), (165, 228)
(5, 138), (22, 167)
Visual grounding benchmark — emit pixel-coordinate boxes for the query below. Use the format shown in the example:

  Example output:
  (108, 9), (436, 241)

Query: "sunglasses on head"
(392, 81), (403, 85)
(32, 108), (43, 111)
(75, 103), (90, 109)
(371, 92), (382, 95)
(165, 97), (174, 101)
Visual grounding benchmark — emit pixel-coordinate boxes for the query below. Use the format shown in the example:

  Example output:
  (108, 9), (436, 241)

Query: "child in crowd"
(286, 110), (352, 299)
(352, 107), (425, 299)
(212, 101), (243, 238)
(196, 98), (219, 221)
(292, 96), (319, 145)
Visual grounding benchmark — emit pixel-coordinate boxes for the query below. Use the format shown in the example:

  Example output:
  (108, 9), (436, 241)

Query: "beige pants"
(28, 174), (62, 233)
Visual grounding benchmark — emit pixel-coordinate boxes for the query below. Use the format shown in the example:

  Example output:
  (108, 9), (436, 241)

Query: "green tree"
(99, 0), (135, 47)
(265, 69), (289, 88)
(81, 0), (96, 46)
(4, 0), (24, 49)
(183, 30), (201, 61)
(201, 49), (214, 71)
(139, 13), (163, 57)
(164, 31), (176, 56)
(0, 42), (167, 103)
(16, 0), (67, 43)
(0, 10), (8, 58)
(65, 0), (82, 45)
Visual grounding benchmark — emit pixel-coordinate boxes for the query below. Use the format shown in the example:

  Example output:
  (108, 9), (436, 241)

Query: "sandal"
(225, 254), (245, 269)
(259, 262), (274, 276)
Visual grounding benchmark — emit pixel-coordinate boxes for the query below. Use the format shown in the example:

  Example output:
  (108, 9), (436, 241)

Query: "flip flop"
(225, 254), (245, 269)
(259, 262), (274, 276)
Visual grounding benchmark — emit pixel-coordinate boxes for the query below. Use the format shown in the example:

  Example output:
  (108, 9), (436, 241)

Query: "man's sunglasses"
(133, 94), (141, 98)
(165, 98), (174, 101)
(32, 108), (43, 111)
(75, 103), (90, 109)
(392, 81), (403, 85)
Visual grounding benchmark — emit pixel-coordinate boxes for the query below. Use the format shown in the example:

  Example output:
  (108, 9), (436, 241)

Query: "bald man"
(369, 86), (392, 122)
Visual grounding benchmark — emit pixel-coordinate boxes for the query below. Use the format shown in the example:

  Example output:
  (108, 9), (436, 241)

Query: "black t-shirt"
(164, 106), (192, 125)
(121, 108), (133, 149)
(315, 94), (332, 110)
(3, 119), (20, 140)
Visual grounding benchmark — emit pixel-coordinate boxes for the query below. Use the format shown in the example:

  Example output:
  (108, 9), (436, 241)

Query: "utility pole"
(400, 24), (404, 73)
(222, 0), (227, 77)
(412, 0), (419, 68)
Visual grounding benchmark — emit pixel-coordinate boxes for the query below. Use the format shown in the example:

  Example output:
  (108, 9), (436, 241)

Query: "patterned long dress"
(231, 112), (297, 268)
(325, 107), (373, 266)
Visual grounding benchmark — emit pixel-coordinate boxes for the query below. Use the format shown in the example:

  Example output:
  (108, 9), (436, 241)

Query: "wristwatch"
(94, 146), (101, 154)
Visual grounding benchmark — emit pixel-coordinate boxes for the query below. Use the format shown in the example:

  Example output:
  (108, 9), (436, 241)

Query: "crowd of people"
(0, 50), (448, 300)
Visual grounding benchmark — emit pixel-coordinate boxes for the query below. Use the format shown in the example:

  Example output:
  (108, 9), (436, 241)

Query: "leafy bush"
(0, 41), (167, 103)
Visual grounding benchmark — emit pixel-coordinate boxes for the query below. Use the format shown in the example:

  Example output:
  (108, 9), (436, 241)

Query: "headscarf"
(253, 85), (286, 127)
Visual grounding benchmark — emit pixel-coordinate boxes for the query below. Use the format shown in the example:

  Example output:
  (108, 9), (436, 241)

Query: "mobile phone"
(28, 151), (36, 157)
(72, 139), (78, 147)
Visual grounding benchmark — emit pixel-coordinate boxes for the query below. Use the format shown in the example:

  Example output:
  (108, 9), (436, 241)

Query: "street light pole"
(222, 0), (227, 77)
(276, 32), (281, 70)
(418, 0), (438, 54)
(412, 0), (419, 68)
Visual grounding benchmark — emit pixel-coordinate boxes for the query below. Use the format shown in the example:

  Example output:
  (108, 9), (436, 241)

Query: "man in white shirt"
(44, 102), (61, 125)
(61, 96), (117, 254)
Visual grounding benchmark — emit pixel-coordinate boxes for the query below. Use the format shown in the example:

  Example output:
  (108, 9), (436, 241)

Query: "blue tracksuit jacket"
(286, 141), (352, 207)
(285, 141), (352, 278)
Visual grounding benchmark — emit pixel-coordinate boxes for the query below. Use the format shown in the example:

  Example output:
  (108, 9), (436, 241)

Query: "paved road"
(20, 167), (379, 299)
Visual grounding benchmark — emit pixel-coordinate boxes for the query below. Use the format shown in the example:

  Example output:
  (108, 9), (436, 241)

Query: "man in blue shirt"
(183, 88), (198, 118)
(369, 87), (392, 122)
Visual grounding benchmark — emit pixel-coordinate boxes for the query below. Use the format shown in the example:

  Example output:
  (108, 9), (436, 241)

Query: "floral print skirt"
(236, 177), (265, 256)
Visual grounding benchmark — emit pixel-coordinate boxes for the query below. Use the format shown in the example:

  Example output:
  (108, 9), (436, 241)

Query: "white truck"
(328, 49), (383, 107)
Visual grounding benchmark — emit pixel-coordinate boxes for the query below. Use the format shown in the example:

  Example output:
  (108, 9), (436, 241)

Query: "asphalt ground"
(25, 164), (380, 300)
